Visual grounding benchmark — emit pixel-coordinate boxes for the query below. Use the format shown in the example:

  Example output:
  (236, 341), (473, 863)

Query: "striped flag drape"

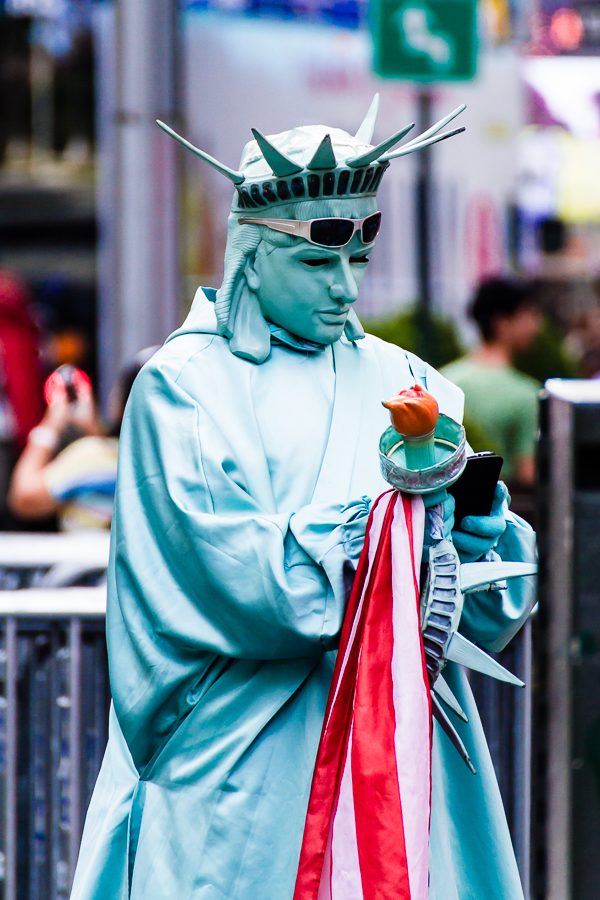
(294, 490), (431, 900)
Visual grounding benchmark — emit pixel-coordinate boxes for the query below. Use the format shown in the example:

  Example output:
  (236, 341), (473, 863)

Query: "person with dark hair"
(442, 277), (542, 488)
(537, 216), (567, 256)
(8, 347), (157, 531)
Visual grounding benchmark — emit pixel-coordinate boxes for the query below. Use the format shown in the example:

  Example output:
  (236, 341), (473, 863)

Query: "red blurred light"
(550, 8), (584, 51)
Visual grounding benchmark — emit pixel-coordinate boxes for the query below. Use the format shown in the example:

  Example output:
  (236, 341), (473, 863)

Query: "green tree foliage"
(365, 306), (464, 370)
(462, 415), (499, 455)
(514, 319), (580, 382)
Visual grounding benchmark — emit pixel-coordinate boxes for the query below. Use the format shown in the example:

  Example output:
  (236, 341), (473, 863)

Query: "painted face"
(249, 202), (378, 345)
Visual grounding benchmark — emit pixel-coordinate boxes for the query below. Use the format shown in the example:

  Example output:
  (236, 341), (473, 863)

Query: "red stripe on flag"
(322, 491), (391, 725)
(294, 493), (392, 899)
(351, 495), (411, 899)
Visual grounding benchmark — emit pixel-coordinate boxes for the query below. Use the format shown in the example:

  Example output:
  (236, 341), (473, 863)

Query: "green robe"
(71, 289), (536, 899)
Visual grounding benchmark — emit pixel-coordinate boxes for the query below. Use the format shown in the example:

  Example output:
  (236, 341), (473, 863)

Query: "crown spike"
(432, 694), (476, 774)
(382, 126), (465, 161)
(355, 93), (380, 144)
(460, 560), (537, 594)
(446, 631), (524, 686)
(307, 134), (337, 171)
(156, 120), (245, 185)
(250, 128), (303, 177)
(433, 674), (469, 722)
(402, 104), (467, 149)
(346, 122), (416, 168)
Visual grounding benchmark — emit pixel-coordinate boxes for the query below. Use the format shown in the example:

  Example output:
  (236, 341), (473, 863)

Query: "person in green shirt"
(442, 277), (542, 488)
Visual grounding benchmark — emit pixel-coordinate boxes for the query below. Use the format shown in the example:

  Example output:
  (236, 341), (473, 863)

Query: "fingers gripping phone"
(448, 452), (503, 525)
(44, 365), (92, 407)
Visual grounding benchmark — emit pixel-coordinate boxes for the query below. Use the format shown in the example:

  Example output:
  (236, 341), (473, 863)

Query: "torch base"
(379, 414), (467, 494)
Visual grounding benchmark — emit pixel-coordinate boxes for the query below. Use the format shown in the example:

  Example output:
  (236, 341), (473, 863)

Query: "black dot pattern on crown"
(336, 170), (350, 195)
(233, 163), (390, 211)
(307, 174), (320, 198)
(371, 167), (386, 192)
(291, 177), (305, 198)
(323, 172), (335, 196)
(360, 167), (376, 192)
(262, 182), (277, 204)
(350, 170), (363, 194)
(250, 184), (267, 206)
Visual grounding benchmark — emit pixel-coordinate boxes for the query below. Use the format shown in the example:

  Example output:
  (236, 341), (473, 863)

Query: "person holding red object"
(8, 350), (157, 531)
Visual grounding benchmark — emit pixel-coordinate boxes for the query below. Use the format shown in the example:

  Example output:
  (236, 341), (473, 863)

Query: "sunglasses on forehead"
(238, 211), (382, 248)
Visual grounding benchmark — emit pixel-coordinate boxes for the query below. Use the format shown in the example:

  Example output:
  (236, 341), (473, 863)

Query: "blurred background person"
(442, 276), (542, 492)
(8, 347), (157, 532)
(0, 268), (44, 527)
(564, 293), (600, 379)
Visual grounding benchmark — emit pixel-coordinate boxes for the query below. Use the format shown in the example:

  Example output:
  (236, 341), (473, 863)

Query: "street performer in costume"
(71, 98), (536, 899)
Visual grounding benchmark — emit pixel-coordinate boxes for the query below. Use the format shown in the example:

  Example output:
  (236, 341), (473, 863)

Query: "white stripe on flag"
(331, 726), (363, 900)
(317, 827), (332, 900)
(390, 497), (430, 900)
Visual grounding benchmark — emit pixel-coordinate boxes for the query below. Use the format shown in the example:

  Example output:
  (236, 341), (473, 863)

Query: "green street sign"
(371, 0), (478, 82)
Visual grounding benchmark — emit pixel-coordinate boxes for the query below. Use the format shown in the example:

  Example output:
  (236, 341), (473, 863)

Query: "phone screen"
(448, 453), (503, 524)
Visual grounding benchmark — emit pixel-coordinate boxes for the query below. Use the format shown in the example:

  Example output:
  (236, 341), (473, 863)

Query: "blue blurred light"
(180, 0), (366, 30)
(3, 0), (97, 18)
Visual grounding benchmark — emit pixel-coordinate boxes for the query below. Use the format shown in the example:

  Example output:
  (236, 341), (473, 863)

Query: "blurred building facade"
(3, 1), (600, 381)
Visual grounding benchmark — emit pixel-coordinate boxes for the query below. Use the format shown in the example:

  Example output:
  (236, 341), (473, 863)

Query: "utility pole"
(96, 0), (180, 403)
(415, 89), (433, 313)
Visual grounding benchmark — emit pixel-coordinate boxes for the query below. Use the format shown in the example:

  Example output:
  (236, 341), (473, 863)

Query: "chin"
(312, 323), (346, 345)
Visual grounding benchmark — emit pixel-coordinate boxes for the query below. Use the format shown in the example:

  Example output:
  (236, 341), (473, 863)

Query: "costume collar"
(169, 286), (359, 356)
(268, 324), (325, 354)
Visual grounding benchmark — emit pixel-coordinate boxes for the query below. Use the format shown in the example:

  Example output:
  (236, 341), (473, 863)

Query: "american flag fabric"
(294, 490), (431, 900)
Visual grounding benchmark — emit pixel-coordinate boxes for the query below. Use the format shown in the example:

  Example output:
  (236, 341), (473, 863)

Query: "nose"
(328, 259), (359, 305)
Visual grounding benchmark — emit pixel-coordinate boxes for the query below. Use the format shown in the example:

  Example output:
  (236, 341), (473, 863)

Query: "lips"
(319, 308), (349, 318)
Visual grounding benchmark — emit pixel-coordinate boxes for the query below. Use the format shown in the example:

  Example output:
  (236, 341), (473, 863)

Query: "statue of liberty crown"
(157, 95), (465, 212)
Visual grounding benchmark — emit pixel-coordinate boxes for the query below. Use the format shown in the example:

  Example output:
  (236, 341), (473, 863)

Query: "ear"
(229, 261), (271, 363)
(245, 261), (260, 293)
(215, 222), (262, 336)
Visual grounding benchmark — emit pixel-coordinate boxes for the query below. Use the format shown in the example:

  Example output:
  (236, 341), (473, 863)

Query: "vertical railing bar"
(511, 638), (523, 881)
(5, 618), (17, 900)
(68, 618), (82, 886)
(49, 625), (58, 898)
(520, 620), (533, 899)
(508, 623), (532, 897)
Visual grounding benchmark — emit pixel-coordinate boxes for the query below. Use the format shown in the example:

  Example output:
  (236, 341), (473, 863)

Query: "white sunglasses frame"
(238, 212), (382, 248)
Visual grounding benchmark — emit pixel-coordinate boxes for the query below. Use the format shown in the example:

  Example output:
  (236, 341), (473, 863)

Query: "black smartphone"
(448, 452), (503, 525)
(60, 366), (80, 404)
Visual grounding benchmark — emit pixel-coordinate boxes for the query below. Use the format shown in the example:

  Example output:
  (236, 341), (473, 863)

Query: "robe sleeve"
(458, 510), (537, 652)
(110, 362), (370, 664)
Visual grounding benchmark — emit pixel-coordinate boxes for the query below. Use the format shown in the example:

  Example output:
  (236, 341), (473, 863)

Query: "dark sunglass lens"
(361, 212), (382, 243)
(310, 218), (354, 247)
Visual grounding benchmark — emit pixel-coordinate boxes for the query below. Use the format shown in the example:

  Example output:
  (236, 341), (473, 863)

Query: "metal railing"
(0, 533), (533, 899)
(0, 590), (108, 900)
(469, 619), (534, 898)
(0, 533), (109, 592)
(0, 534), (109, 900)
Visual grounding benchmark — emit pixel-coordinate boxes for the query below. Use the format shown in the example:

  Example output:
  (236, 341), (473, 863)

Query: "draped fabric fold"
(294, 490), (430, 900)
(71, 313), (533, 898)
